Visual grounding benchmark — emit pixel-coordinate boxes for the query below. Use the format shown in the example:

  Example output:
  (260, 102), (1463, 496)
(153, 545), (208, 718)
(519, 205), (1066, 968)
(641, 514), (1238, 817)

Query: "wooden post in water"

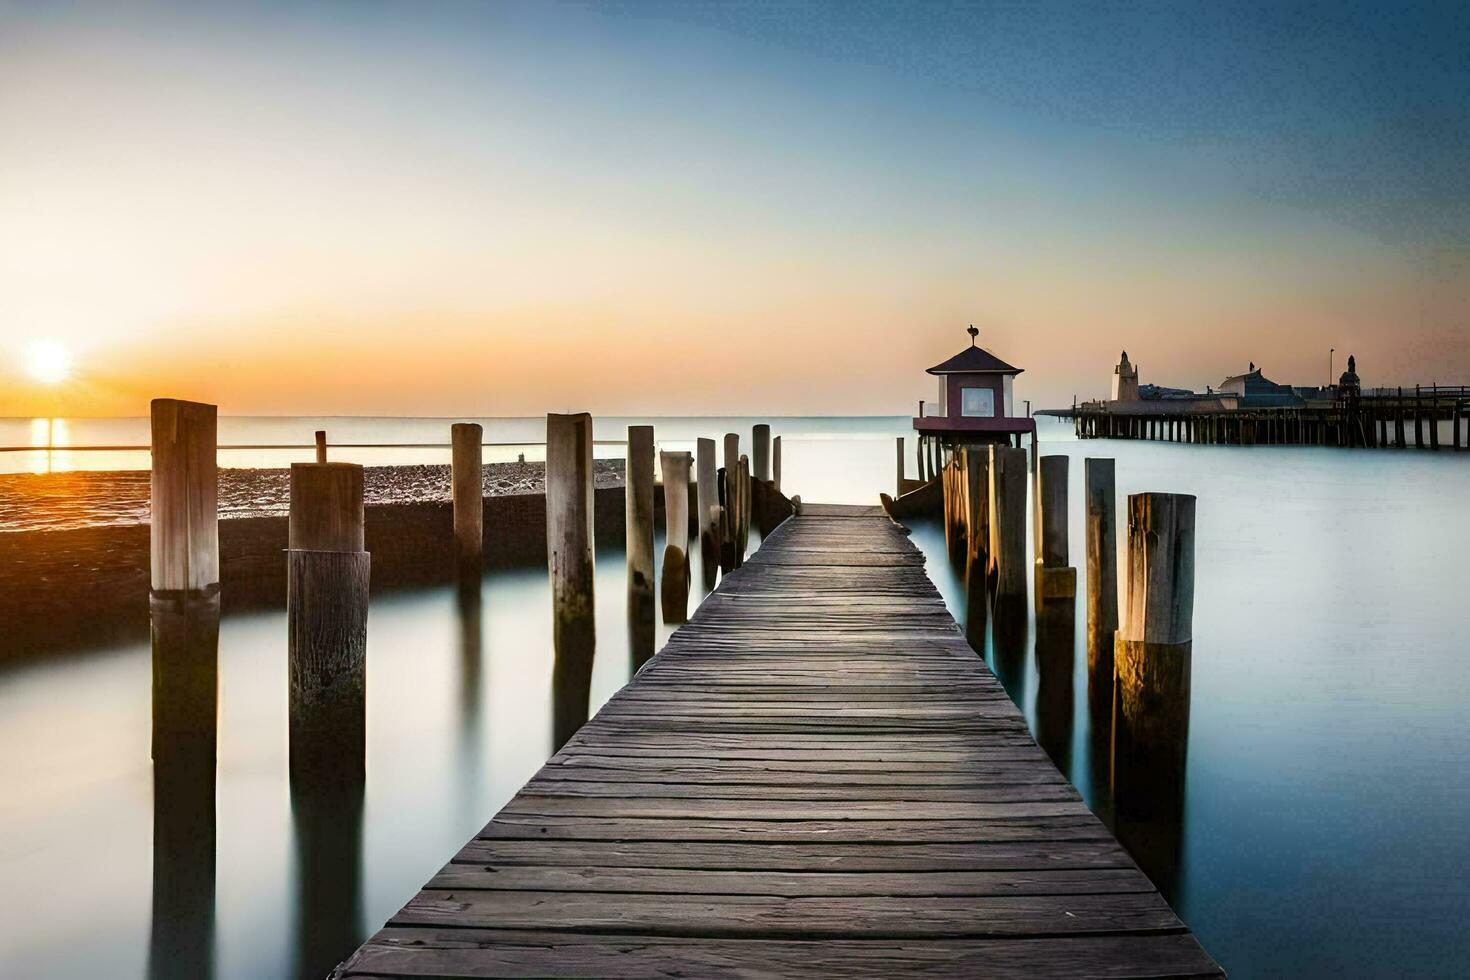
(1034, 455), (1076, 603)
(987, 445), (1028, 603)
(546, 413), (596, 739)
(895, 437), (906, 495)
(696, 438), (721, 589)
(963, 449), (989, 585)
(1111, 491), (1194, 898)
(451, 423), (484, 579)
(720, 434), (740, 572)
(1084, 458), (1118, 712)
(287, 461), (369, 785)
(772, 435), (782, 492)
(314, 430), (328, 463)
(659, 450), (692, 623)
(150, 399), (221, 759)
(625, 425), (656, 610)
(752, 424), (772, 483)
(736, 454), (751, 565)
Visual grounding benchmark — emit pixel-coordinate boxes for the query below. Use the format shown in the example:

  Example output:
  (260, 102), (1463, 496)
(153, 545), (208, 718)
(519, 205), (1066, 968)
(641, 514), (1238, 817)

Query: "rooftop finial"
(966, 324), (979, 347)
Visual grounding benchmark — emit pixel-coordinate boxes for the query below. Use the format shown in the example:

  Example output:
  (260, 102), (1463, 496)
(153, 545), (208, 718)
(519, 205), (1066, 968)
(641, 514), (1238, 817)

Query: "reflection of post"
(148, 743), (216, 980)
(288, 462), (370, 786)
(625, 425), (655, 605)
(547, 414), (596, 752)
(1111, 491), (1195, 901)
(659, 450), (692, 624)
(895, 437), (905, 496)
(290, 780), (364, 980)
(150, 399), (220, 760)
(1034, 597), (1076, 775)
(695, 438), (721, 589)
(752, 423), (772, 483)
(1035, 455), (1077, 603)
(451, 422), (484, 580)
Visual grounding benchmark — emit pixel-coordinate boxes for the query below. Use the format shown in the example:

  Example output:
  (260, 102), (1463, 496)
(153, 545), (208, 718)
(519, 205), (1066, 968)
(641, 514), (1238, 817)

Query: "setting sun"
(24, 340), (71, 385)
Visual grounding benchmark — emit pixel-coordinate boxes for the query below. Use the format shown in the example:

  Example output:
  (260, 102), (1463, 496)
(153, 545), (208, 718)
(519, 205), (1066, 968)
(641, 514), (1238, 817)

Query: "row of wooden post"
(150, 398), (781, 781)
(933, 436), (1196, 850)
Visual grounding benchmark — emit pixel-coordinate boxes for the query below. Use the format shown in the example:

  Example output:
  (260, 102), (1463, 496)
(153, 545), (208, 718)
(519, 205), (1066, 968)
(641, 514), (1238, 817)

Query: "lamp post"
(1329, 348), (1335, 389)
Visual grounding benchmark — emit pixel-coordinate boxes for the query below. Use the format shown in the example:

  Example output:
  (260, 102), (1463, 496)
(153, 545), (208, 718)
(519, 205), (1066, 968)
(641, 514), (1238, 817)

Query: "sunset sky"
(2, 1), (1466, 417)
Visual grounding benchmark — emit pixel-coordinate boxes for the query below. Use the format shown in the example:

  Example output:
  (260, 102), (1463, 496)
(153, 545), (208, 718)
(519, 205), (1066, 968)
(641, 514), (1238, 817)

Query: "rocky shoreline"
(0, 459), (626, 533)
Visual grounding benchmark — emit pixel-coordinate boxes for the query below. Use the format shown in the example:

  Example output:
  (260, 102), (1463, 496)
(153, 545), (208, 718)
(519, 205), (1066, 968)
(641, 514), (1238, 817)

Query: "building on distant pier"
(1216, 363), (1304, 408)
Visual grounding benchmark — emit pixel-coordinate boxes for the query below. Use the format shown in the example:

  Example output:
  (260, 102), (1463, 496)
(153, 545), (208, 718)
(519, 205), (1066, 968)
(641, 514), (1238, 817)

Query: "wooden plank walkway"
(337, 504), (1222, 978)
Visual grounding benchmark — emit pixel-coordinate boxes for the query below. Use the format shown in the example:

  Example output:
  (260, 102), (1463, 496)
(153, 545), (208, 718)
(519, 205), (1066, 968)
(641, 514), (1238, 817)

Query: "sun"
(25, 340), (72, 385)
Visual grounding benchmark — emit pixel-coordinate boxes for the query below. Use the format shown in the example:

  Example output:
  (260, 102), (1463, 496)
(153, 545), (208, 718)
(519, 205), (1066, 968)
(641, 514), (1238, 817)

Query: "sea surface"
(0, 415), (1466, 978)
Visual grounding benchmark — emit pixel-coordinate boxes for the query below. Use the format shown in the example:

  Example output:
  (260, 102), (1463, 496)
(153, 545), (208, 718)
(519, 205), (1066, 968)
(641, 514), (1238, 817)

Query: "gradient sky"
(2, 0), (1467, 416)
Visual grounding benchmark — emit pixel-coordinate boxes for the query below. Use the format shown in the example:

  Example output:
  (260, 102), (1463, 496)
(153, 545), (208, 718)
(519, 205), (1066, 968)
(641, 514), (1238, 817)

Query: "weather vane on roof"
(967, 324), (979, 347)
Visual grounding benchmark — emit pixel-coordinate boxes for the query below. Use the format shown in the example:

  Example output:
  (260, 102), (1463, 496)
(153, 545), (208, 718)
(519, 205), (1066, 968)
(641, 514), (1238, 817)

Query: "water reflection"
(456, 584), (485, 792)
(290, 781), (364, 980)
(628, 590), (656, 673)
(1033, 599), (1075, 777)
(989, 595), (1028, 702)
(148, 744), (215, 980)
(551, 635), (594, 754)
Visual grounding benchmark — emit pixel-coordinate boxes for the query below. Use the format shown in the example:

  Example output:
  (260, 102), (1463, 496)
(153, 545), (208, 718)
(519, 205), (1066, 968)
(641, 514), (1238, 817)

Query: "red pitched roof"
(926, 346), (1023, 375)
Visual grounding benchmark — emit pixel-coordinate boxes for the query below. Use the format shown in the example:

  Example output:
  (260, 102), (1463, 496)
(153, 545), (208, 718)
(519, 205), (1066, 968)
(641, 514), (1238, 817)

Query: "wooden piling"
(752, 424), (772, 483)
(546, 413), (596, 701)
(736, 454), (751, 565)
(150, 399), (220, 759)
(659, 450), (692, 623)
(287, 461), (370, 785)
(314, 430), (328, 464)
(625, 425), (656, 607)
(1084, 458), (1119, 663)
(1111, 491), (1195, 898)
(721, 434), (740, 572)
(963, 449), (989, 587)
(696, 438), (721, 589)
(895, 437), (906, 495)
(451, 422), (484, 577)
(772, 435), (782, 492)
(987, 445), (1028, 601)
(150, 399), (219, 593)
(1035, 455), (1076, 602)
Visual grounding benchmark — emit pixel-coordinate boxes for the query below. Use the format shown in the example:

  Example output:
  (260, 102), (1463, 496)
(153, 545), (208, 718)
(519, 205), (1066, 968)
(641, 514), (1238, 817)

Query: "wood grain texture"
(336, 505), (1221, 978)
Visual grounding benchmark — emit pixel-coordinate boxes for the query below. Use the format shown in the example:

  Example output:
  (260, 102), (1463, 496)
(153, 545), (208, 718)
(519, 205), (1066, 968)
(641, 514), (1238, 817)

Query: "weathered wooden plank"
(340, 931), (1223, 979)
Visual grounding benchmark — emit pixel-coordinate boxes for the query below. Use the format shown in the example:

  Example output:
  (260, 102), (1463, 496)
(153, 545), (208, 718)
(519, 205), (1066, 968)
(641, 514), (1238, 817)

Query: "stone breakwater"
(0, 460), (626, 533)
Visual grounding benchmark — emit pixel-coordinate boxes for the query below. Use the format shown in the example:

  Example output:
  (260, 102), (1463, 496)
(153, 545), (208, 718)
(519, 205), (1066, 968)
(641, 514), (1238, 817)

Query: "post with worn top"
(659, 450), (692, 623)
(625, 425), (655, 606)
(314, 430), (327, 463)
(696, 438), (721, 589)
(547, 414), (596, 750)
(987, 445), (1029, 605)
(752, 424), (772, 483)
(150, 399), (220, 759)
(1035, 455), (1076, 603)
(772, 435), (783, 492)
(451, 423), (483, 579)
(287, 461), (370, 785)
(1111, 491), (1195, 898)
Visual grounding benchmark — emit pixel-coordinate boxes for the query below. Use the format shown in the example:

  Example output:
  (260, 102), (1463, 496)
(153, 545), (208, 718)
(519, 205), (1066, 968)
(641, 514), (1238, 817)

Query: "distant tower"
(1112, 351), (1139, 401)
(1337, 354), (1361, 399)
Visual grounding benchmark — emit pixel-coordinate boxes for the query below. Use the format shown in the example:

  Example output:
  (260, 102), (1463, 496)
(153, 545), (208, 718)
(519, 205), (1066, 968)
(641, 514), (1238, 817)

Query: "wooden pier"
(1063, 386), (1469, 450)
(337, 504), (1220, 977)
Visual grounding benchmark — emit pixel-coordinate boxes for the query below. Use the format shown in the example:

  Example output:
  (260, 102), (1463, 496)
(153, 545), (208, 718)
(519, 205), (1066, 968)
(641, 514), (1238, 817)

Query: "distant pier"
(1053, 385), (1470, 450)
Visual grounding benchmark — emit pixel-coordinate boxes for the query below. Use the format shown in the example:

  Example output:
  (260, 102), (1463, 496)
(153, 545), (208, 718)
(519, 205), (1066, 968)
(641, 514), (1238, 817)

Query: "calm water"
(1, 415), (1466, 977)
